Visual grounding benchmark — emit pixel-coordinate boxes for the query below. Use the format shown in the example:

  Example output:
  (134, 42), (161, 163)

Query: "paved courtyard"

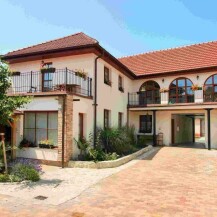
(1, 146), (217, 217)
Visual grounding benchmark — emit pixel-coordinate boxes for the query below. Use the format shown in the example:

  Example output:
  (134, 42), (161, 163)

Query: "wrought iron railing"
(128, 92), (161, 107)
(8, 68), (92, 97)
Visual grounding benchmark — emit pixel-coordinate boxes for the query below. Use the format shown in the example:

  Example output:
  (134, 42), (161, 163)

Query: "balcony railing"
(128, 90), (205, 107)
(8, 68), (92, 97)
(128, 92), (161, 107)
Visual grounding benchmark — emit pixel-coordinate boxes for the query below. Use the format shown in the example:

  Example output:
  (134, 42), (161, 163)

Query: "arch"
(139, 80), (160, 104)
(204, 74), (217, 102)
(169, 77), (194, 103)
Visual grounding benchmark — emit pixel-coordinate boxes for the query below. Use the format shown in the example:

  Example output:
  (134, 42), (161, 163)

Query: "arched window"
(169, 78), (194, 103)
(139, 81), (160, 104)
(204, 74), (217, 102)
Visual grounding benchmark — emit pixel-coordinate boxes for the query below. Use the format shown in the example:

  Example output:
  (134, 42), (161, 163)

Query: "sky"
(1, 0), (217, 57)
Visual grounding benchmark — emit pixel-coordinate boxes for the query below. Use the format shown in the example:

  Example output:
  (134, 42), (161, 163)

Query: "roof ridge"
(7, 32), (98, 55)
(118, 40), (217, 59)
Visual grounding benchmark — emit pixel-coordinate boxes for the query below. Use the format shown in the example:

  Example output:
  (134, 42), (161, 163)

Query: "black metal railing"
(128, 92), (161, 107)
(8, 68), (92, 97)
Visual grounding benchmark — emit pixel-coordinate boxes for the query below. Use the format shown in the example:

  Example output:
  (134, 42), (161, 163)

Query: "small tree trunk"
(0, 133), (7, 174)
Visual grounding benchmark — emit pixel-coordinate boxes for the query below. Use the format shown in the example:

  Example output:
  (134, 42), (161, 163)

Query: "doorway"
(171, 113), (205, 148)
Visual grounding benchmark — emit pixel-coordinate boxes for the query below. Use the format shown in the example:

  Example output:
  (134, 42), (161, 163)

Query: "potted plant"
(74, 69), (88, 80)
(191, 84), (202, 91)
(40, 67), (56, 73)
(39, 139), (56, 149)
(19, 138), (36, 149)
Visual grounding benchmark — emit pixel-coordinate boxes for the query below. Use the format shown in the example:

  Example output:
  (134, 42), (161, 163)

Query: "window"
(139, 81), (160, 104)
(41, 62), (54, 92)
(104, 109), (110, 128)
(78, 113), (84, 139)
(139, 115), (152, 133)
(118, 76), (124, 92)
(104, 66), (111, 86)
(204, 74), (217, 102)
(24, 112), (58, 146)
(169, 78), (194, 103)
(118, 112), (123, 128)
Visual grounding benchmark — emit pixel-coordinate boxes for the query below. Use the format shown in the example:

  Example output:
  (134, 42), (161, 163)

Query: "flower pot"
(39, 143), (55, 149)
(41, 67), (56, 73)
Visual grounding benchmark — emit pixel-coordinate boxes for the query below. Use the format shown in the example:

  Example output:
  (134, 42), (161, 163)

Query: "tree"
(0, 59), (30, 126)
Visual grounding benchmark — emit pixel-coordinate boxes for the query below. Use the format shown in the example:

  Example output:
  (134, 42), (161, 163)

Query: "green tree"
(0, 59), (30, 126)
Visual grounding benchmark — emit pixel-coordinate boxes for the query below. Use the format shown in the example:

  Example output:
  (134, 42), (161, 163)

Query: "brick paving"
(1, 147), (217, 217)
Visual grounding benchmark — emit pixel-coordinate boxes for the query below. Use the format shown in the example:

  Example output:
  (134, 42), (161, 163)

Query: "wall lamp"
(197, 75), (199, 80)
(162, 78), (164, 83)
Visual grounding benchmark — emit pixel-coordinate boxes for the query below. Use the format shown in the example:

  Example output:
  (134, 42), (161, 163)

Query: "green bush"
(97, 125), (138, 156)
(0, 174), (9, 182)
(10, 164), (40, 182)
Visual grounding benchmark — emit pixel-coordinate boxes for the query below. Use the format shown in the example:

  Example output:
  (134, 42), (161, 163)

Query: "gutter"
(93, 54), (102, 148)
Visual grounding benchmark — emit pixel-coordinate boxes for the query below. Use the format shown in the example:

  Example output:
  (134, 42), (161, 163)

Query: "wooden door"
(171, 119), (175, 144)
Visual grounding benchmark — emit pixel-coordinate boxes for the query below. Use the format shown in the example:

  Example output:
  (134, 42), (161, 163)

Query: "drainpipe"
(93, 54), (102, 148)
(62, 95), (66, 168)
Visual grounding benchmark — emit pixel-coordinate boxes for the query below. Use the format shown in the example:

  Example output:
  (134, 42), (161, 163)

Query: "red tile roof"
(118, 41), (217, 76)
(4, 32), (98, 58)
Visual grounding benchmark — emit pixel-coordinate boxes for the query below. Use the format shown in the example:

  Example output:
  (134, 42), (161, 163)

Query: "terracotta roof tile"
(118, 41), (217, 76)
(4, 32), (98, 58)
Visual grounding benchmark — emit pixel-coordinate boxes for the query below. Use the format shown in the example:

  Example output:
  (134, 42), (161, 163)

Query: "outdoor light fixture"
(162, 78), (164, 83)
(197, 75), (199, 80)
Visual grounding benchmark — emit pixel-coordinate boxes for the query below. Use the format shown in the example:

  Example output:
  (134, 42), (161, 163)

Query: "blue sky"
(1, 0), (217, 57)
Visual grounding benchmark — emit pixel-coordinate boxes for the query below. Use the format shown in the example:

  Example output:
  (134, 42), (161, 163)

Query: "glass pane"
(204, 85), (213, 94)
(24, 129), (35, 143)
(206, 76), (212, 85)
(172, 80), (176, 85)
(178, 87), (185, 95)
(214, 75), (217, 84)
(169, 88), (176, 95)
(48, 113), (58, 129)
(178, 95), (185, 103)
(186, 79), (192, 86)
(187, 95), (194, 103)
(178, 79), (185, 87)
(36, 113), (47, 129)
(24, 113), (35, 128)
(186, 87), (193, 94)
(214, 86), (217, 93)
(169, 97), (176, 104)
(36, 129), (47, 145)
(214, 93), (217, 102)
(48, 130), (58, 146)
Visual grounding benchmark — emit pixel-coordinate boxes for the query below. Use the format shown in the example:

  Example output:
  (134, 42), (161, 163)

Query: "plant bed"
(68, 145), (153, 169)
(0, 158), (42, 183)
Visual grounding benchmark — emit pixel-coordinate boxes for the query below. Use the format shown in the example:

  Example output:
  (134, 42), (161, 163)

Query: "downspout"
(93, 54), (102, 148)
(62, 95), (66, 168)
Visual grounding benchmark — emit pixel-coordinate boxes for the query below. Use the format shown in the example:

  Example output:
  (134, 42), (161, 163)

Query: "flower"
(191, 84), (202, 91)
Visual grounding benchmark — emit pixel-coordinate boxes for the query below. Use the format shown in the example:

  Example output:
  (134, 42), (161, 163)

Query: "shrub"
(10, 164), (40, 182)
(9, 158), (42, 173)
(0, 174), (9, 182)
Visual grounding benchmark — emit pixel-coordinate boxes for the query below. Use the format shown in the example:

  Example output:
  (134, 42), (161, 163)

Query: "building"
(2, 32), (217, 165)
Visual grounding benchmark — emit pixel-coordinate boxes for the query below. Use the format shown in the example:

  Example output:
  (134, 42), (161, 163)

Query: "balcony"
(8, 68), (92, 97)
(128, 90), (205, 108)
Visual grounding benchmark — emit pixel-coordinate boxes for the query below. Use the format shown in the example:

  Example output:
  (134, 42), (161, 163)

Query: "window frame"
(139, 115), (152, 134)
(169, 77), (194, 103)
(204, 74), (217, 102)
(104, 66), (111, 86)
(139, 80), (160, 104)
(78, 113), (84, 139)
(104, 109), (110, 129)
(23, 111), (58, 146)
(118, 112), (123, 128)
(118, 75), (124, 92)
